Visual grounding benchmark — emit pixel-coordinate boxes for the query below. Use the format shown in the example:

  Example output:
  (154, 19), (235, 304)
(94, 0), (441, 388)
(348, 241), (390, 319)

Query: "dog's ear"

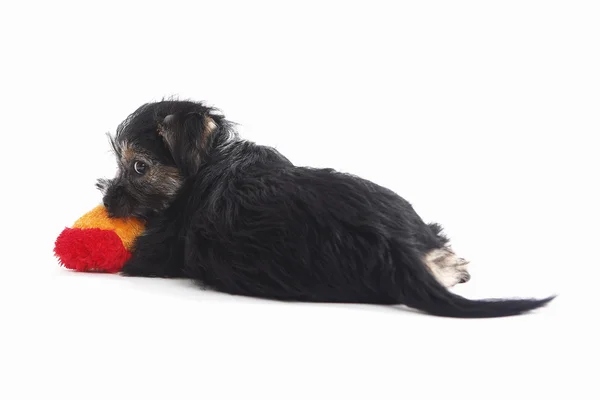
(158, 112), (218, 176)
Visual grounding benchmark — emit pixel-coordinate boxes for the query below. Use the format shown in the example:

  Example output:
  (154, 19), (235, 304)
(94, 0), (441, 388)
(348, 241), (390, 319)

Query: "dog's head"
(97, 100), (230, 219)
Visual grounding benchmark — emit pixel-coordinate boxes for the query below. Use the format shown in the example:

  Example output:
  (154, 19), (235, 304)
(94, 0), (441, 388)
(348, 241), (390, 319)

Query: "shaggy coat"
(99, 100), (554, 318)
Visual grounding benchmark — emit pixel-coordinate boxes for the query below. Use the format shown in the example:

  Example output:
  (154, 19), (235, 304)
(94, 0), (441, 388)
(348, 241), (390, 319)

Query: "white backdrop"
(1, 1), (598, 399)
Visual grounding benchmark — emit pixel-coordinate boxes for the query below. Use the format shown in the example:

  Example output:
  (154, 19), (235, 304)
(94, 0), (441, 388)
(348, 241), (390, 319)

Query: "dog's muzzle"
(102, 184), (132, 218)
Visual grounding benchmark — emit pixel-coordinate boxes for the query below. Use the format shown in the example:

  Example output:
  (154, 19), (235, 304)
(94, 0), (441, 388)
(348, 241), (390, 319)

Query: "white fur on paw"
(422, 248), (470, 288)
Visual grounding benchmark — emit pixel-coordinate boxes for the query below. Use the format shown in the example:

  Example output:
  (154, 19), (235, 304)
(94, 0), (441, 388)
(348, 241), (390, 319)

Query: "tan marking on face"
(146, 165), (183, 198)
(121, 142), (136, 163)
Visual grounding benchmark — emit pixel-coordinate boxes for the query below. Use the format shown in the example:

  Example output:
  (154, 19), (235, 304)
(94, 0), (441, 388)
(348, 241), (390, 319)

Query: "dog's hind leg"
(422, 247), (471, 288)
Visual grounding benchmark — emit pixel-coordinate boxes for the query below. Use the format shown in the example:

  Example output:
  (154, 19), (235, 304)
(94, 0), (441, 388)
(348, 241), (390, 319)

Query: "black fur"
(101, 99), (554, 318)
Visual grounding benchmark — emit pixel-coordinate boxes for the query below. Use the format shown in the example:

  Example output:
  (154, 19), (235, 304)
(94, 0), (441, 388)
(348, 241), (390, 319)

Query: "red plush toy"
(54, 205), (145, 273)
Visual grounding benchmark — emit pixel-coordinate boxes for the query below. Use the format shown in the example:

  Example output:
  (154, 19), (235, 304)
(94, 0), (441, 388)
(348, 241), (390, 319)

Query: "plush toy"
(54, 205), (145, 273)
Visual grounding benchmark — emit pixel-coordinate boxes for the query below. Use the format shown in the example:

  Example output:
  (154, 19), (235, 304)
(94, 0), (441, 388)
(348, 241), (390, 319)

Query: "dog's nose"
(459, 272), (471, 283)
(102, 196), (114, 216)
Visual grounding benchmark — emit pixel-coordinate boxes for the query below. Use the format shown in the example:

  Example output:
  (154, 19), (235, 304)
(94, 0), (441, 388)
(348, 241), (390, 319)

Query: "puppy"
(97, 99), (554, 318)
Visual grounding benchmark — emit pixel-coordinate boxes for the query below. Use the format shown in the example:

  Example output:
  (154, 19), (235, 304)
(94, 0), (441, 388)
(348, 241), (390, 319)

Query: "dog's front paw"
(120, 256), (184, 278)
(120, 258), (156, 277)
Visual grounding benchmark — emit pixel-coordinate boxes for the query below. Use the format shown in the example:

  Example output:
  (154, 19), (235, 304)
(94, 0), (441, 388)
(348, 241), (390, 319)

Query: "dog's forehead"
(115, 129), (172, 164)
(116, 138), (163, 162)
(117, 140), (142, 161)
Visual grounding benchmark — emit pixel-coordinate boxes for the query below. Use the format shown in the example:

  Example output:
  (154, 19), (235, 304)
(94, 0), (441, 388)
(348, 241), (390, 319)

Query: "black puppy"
(98, 99), (554, 318)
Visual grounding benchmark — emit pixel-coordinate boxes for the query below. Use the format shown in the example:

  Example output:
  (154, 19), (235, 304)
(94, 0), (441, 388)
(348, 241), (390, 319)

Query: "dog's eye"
(133, 161), (147, 175)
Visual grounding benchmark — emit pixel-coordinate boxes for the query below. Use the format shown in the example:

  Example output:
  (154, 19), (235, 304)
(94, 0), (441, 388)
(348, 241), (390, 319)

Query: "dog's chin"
(106, 208), (133, 219)
(106, 205), (151, 220)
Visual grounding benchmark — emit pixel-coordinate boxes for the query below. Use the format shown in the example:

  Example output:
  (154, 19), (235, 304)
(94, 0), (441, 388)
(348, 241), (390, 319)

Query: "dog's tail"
(391, 248), (556, 318)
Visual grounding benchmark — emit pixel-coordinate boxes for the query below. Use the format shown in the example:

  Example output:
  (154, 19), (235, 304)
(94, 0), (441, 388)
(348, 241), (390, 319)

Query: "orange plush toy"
(54, 205), (145, 273)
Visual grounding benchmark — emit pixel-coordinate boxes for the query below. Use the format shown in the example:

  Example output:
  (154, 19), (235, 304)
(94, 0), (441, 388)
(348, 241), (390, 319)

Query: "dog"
(97, 99), (554, 318)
